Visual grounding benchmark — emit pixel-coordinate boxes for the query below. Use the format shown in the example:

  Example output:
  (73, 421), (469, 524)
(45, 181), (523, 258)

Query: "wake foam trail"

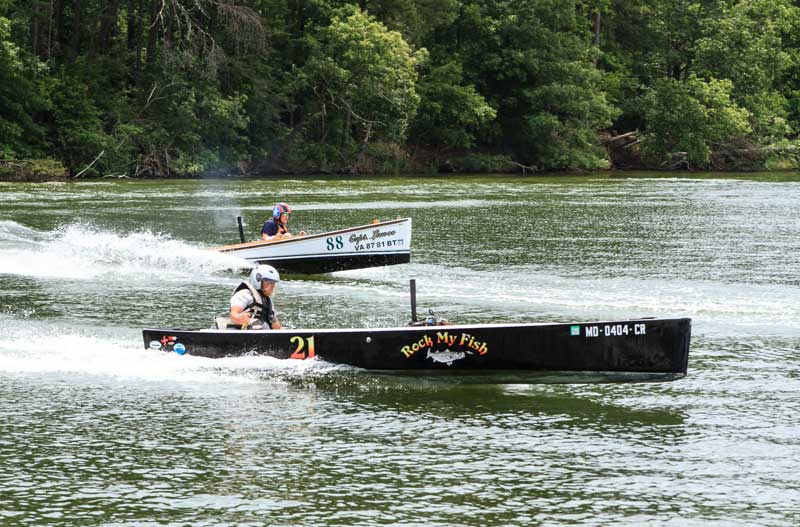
(0, 220), (44, 244)
(336, 263), (800, 337)
(0, 317), (347, 383)
(0, 221), (250, 282)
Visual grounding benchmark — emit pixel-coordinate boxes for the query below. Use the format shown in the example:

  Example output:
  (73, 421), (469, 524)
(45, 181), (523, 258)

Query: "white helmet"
(249, 264), (280, 289)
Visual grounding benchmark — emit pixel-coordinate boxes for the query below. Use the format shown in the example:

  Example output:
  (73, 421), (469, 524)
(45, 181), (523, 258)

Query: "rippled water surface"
(1, 173), (799, 526)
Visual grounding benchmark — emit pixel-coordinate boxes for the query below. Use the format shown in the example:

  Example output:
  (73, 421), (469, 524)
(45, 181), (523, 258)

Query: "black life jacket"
(233, 282), (275, 329)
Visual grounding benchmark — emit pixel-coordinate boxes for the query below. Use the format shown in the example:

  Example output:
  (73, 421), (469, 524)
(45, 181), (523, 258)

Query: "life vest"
(263, 218), (288, 237)
(233, 282), (274, 329)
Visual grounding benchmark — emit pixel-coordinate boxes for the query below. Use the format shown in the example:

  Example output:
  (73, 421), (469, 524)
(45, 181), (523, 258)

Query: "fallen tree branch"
(603, 130), (638, 144)
(622, 139), (642, 150)
(509, 160), (536, 174)
(74, 150), (106, 178)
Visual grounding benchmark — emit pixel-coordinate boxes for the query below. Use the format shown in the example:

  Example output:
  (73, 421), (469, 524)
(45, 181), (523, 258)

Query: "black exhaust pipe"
(236, 216), (245, 243)
(410, 279), (418, 323)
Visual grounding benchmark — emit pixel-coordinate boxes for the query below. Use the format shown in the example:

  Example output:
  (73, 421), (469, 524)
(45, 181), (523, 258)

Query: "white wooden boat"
(213, 218), (412, 273)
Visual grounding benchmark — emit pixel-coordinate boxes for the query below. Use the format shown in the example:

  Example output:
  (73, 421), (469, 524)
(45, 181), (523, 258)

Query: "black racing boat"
(143, 317), (691, 383)
(142, 280), (691, 383)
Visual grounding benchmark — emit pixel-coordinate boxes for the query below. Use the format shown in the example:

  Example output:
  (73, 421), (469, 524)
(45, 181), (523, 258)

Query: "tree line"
(2, 0), (800, 177)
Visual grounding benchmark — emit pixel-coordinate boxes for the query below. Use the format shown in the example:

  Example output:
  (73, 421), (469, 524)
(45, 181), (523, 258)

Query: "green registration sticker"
(570, 325), (580, 336)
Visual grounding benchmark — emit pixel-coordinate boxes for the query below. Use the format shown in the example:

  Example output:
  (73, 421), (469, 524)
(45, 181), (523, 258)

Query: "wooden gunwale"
(211, 218), (408, 252)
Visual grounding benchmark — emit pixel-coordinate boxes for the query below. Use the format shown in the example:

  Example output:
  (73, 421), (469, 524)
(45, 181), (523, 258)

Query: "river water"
(0, 173), (798, 526)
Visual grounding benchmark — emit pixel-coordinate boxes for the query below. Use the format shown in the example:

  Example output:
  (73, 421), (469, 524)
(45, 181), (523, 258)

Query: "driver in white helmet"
(229, 264), (283, 330)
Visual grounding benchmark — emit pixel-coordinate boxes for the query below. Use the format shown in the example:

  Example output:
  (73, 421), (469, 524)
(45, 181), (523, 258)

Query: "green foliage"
(408, 61), (495, 149)
(362, 142), (413, 175)
(128, 46), (252, 176)
(2, 0), (800, 175)
(0, 16), (48, 158)
(641, 75), (751, 166)
(362, 0), (460, 46)
(694, 0), (794, 142)
(449, 154), (516, 173)
(0, 159), (66, 181)
(438, 0), (618, 169)
(221, 55), (289, 161)
(593, 0), (800, 169)
(49, 74), (113, 175)
(298, 6), (424, 153)
(284, 141), (351, 174)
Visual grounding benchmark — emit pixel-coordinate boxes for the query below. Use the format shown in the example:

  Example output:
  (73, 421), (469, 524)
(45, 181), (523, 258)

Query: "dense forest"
(2, 0), (800, 177)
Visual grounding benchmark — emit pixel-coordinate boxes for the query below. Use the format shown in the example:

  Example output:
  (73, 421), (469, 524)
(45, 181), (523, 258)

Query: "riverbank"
(2, 153), (797, 182)
(0, 160), (67, 182)
(0, 152), (532, 182)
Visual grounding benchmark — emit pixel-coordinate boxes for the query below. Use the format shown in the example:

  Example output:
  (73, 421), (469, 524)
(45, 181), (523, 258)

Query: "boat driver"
(261, 202), (306, 241)
(229, 264), (283, 330)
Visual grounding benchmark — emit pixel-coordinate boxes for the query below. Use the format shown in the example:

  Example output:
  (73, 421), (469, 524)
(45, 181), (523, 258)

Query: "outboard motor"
(407, 279), (453, 326)
(408, 309), (451, 327)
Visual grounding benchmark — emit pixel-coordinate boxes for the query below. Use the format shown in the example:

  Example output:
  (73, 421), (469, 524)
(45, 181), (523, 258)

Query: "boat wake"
(333, 263), (800, 337)
(0, 220), (251, 282)
(0, 315), (352, 384)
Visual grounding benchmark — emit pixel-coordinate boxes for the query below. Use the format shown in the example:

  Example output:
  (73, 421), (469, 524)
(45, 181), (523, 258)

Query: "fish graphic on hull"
(426, 349), (468, 366)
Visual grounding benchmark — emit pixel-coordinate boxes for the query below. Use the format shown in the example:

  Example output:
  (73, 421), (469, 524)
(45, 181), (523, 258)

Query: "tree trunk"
(31, 1), (40, 56)
(95, 0), (121, 57)
(146, 0), (161, 67)
(593, 12), (601, 47)
(357, 120), (373, 170)
(128, 0), (144, 86)
(69, 0), (82, 62)
(53, 0), (64, 58)
(163, 2), (172, 49)
(46, 0), (54, 59)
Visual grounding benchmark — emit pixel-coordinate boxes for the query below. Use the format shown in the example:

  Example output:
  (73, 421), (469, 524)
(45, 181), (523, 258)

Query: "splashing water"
(0, 221), (251, 282)
(0, 315), (350, 383)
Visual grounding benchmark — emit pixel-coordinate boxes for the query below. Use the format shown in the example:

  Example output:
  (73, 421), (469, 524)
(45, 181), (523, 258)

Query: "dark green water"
(1, 173), (799, 526)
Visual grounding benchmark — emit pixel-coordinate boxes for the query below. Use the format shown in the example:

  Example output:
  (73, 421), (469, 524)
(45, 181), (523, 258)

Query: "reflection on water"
(1, 374), (693, 527)
(1, 174), (800, 526)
